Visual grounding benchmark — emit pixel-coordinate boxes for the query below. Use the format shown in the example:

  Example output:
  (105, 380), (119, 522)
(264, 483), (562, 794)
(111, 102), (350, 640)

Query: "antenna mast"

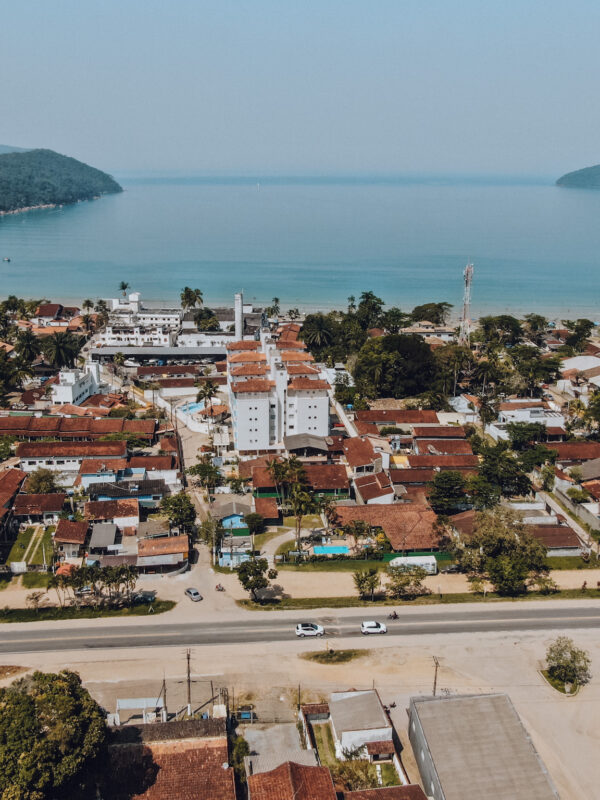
(458, 261), (474, 346)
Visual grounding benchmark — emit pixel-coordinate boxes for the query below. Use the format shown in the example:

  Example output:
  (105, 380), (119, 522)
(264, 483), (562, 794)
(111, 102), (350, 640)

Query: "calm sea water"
(1, 175), (600, 319)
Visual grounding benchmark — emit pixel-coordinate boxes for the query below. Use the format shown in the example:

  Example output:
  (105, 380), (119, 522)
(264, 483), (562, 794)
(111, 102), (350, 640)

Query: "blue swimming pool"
(181, 400), (205, 414)
(314, 545), (349, 555)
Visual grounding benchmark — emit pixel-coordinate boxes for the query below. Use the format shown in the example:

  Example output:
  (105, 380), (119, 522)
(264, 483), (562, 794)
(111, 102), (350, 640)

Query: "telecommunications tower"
(458, 261), (474, 346)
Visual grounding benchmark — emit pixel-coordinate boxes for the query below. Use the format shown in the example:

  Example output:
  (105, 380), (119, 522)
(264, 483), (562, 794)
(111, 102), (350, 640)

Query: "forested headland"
(0, 148), (122, 213)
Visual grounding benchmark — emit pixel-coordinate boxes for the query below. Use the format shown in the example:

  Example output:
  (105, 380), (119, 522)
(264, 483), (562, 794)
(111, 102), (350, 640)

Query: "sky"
(2, 0), (599, 176)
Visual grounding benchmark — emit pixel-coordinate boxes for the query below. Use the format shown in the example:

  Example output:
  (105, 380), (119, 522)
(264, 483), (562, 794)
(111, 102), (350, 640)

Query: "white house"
(96, 325), (176, 348)
(51, 366), (99, 406)
(329, 690), (393, 759)
(17, 441), (128, 474)
(107, 292), (181, 329)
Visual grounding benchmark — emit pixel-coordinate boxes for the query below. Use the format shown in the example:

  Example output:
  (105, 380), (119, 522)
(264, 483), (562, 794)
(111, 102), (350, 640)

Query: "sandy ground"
(1, 626), (598, 799)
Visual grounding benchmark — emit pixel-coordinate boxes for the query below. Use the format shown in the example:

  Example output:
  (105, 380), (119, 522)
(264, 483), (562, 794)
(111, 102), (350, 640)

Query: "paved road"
(2, 605), (599, 654)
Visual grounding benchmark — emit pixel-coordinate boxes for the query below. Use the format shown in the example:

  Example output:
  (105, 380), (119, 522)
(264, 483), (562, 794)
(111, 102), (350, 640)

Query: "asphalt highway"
(1, 605), (599, 654)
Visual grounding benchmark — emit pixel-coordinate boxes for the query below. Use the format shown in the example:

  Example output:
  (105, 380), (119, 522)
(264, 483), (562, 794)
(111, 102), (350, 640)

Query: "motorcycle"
(215, 584), (225, 592)
(388, 611), (398, 620)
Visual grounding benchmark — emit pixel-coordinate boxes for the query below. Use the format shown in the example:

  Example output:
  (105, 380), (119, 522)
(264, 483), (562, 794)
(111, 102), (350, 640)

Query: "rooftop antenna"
(458, 261), (474, 347)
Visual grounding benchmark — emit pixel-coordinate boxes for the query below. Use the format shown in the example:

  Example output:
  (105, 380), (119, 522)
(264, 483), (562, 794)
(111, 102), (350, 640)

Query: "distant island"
(556, 164), (600, 189)
(0, 148), (122, 214)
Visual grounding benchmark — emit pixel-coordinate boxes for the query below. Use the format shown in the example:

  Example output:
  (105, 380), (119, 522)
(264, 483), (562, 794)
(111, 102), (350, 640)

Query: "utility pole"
(458, 261), (474, 347)
(432, 656), (440, 697)
(186, 649), (192, 717)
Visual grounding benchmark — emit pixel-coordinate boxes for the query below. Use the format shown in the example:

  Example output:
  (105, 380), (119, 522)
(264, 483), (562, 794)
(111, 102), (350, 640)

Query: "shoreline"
(0, 203), (58, 216)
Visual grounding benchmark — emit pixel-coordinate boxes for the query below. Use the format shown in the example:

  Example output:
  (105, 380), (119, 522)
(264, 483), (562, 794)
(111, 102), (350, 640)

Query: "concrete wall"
(408, 701), (444, 800)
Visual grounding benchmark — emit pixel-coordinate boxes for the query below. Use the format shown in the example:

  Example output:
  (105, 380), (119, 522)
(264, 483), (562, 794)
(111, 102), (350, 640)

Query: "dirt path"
(21, 526), (43, 563)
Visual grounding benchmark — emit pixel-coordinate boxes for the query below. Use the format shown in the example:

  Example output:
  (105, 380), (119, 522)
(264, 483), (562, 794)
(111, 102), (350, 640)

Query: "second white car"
(361, 620), (387, 635)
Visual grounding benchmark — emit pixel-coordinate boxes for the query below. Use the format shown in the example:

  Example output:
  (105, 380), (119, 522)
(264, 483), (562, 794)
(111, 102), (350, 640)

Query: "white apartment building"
(51, 366), (99, 406)
(96, 325), (176, 348)
(227, 333), (330, 452)
(107, 292), (182, 329)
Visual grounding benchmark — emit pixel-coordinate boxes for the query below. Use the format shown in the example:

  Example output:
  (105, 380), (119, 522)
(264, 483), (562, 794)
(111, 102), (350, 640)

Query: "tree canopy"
(0, 670), (107, 800)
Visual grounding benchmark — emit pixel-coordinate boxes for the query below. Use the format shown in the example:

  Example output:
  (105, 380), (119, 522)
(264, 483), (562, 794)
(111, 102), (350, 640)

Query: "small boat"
(3, 257), (10, 262)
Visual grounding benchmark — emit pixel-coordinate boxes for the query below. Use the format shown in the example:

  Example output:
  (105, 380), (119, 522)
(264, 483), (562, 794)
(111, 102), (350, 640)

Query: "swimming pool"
(181, 400), (205, 414)
(314, 545), (349, 555)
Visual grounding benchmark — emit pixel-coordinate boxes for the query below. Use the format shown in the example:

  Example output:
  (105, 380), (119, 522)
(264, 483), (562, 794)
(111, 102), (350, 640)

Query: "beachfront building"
(227, 329), (330, 453)
(107, 291), (182, 329)
(95, 324), (176, 348)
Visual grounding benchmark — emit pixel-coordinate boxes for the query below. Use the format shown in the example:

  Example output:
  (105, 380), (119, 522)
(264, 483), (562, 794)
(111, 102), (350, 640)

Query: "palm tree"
(180, 287), (203, 310)
(300, 315), (334, 349)
(347, 295), (356, 313)
(271, 297), (280, 317)
(82, 298), (94, 312)
(14, 329), (41, 364)
(119, 281), (130, 298)
(288, 308), (300, 321)
(42, 332), (83, 369)
(266, 458), (288, 506)
(289, 485), (316, 553)
(81, 313), (93, 333)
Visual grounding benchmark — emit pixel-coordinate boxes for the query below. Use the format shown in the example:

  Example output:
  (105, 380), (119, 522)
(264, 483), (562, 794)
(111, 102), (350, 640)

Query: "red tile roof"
(159, 437), (178, 453)
(84, 499), (139, 520)
(552, 442), (600, 462)
(231, 379), (274, 394)
(286, 364), (320, 375)
(407, 454), (479, 469)
(389, 469), (436, 484)
(129, 456), (174, 471)
(527, 524), (581, 549)
(254, 497), (279, 519)
(0, 468), (27, 520)
(287, 378), (330, 391)
(275, 339), (306, 350)
(334, 504), (439, 550)
(154, 378), (196, 389)
(354, 420), (380, 436)
(79, 458), (128, 474)
(228, 352), (267, 363)
(355, 410), (439, 424)
(449, 509), (477, 538)
(226, 340), (260, 350)
(247, 762), (337, 800)
(54, 518), (89, 544)
(17, 441), (128, 459)
(137, 364), (201, 377)
(230, 363), (270, 376)
(416, 439), (473, 455)
(498, 400), (547, 411)
(342, 437), (377, 468)
(279, 351), (314, 362)
(354, 472), (395, 502)
(239, 456), (273, 480)
(13, 493), (66, 515)
(108, 739), (235, 800)
(365, 740), (395, 755)
(36, 303), (62, 317)
(412, 426), (466, 439)
(251, 463), (349, 492)
(138, 534), (189, 557)
(343, 787), (428, 800)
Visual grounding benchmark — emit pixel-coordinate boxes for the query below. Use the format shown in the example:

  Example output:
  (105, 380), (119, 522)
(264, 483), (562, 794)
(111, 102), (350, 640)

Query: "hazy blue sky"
(2, 1), (599, 175)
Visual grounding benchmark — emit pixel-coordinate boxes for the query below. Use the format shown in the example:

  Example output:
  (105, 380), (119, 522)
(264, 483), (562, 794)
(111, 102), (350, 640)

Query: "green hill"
(556, 164), (600, 189)
(0, 149), (122, 213)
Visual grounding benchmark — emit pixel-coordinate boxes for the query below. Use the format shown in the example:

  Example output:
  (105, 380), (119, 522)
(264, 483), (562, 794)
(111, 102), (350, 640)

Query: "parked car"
(185, 587), (203, 602)
(295, 622), (324, 637)
(441, 564), (460, 574)
(361, 620), (387, 635)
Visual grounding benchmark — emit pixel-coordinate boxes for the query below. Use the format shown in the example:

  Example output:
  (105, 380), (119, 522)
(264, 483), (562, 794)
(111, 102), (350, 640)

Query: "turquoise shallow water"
(1, 175), (600, 319)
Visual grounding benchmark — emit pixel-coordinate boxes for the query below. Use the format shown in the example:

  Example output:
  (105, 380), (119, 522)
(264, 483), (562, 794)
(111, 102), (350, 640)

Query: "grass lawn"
(30, 529), (54, 566)
(275, 538), (298, 557)
(283, 514), (323, 529)
(239, 587), (600, 610)
(6, 528), (35, 564)
(0, 599), (176, 624)
(253, 530), (286, 551)
(380, 763), (400, 786)
(546, 556), (600, 570)
(0, 574), (12, 591)
(311, 722), (337, 767)
(22, 572), (52, 589)
(302, 649), (366, 665)
(280, 558), (387, 572)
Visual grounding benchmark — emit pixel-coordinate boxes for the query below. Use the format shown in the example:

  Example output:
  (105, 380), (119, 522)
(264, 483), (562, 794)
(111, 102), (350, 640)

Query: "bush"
(545, 636), (591, 686)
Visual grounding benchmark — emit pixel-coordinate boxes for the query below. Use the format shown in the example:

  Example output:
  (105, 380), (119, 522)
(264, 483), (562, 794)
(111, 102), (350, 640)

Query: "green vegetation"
(26, 468), (63, 495)
(282, 514), (323, 529)
(159, 491), (197, 532)
(236, 558), (278, 600)
(302, 649), (366, 665)
(0, 600), (175, 623)
(545, 635), (591, 686)
(30, 528), (54, 566)
(546, 556), (600, 570)
(0, 148), (122, 213)
(541, 669), (574, 694)
(312, 723), (337, 767)
(0, 670), (108, 798)
(6, 527), (35, 564)
(238, 587), (600, 610)
(253, 530), (283, 551)
(21, 571), (52, 589)
(556, 164), (600, 189)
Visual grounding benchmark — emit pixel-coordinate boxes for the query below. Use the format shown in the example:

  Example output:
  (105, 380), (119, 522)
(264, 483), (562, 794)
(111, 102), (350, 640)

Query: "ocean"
(1, 174), (600, 320)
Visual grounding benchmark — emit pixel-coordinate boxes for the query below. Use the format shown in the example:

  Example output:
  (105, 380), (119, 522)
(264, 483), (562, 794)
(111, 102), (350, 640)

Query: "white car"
(361, 620), (387, 635)
(295, 622), (324, 638)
